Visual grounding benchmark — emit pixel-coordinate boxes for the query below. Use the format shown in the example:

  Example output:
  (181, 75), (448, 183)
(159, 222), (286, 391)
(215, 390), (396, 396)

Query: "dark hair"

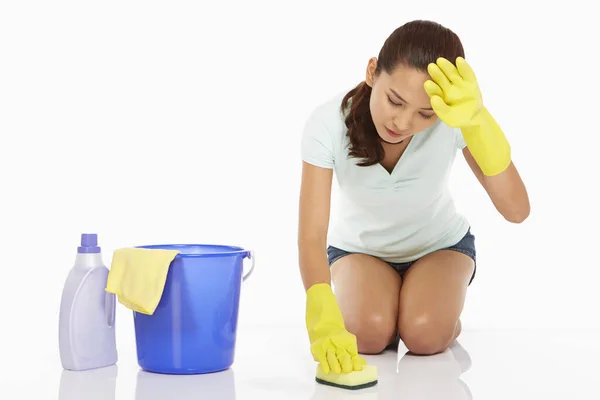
(341, 20), (465, 166)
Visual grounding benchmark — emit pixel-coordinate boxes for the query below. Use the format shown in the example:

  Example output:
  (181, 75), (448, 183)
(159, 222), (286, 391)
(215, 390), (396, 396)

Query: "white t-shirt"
(301, 91), (471, 263)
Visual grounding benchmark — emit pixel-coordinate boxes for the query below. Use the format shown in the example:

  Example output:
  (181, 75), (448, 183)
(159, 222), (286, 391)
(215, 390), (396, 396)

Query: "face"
(365, 58), (438, 144)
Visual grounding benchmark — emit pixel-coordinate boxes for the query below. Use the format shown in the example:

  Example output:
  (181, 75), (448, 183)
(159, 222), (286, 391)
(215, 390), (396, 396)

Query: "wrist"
(306, 283), (340, 314)
(305, 283), (345, 335)
(460, 106), (512, 176)
(464, 105), (490, 129)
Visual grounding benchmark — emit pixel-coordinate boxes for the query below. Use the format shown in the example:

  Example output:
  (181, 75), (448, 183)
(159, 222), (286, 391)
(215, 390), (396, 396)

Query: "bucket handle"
(242, 250), (255, 281)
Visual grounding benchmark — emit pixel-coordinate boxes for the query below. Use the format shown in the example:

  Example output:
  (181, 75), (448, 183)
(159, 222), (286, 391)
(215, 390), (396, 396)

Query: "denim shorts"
(327, 228), (477, 285)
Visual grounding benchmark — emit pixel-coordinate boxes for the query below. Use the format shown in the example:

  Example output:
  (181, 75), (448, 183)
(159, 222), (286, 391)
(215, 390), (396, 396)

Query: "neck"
(75, 252), (104, 269)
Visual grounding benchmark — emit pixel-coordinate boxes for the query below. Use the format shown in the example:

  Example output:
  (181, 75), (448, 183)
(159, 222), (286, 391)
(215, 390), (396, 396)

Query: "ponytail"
(341, 81), (383, 167)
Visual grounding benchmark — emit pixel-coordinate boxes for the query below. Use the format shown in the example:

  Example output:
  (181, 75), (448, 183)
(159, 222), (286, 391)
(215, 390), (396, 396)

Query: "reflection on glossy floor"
(15, 325), (600, 399)
(58, 344), (470, 400)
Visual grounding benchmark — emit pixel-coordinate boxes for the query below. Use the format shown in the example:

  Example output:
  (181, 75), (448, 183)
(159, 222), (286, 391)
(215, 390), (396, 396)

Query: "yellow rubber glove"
(424, 57), (511, 176)
(305, 283), (367, 374)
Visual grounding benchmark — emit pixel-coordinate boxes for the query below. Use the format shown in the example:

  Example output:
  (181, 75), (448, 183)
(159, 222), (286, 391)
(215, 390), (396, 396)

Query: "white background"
(1, 0), (599, 396)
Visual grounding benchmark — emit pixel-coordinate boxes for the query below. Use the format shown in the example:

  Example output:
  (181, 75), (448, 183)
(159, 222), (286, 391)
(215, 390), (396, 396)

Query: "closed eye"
(387, 96), (401, 107)
(387, 96), (434, 119)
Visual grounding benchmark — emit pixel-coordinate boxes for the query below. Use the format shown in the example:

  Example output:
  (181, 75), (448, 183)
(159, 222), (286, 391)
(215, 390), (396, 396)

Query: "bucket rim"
(136, 243), (250, 258)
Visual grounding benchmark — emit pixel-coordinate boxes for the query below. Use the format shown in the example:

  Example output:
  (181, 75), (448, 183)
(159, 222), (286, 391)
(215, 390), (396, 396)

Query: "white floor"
(5, 324), (600, 399)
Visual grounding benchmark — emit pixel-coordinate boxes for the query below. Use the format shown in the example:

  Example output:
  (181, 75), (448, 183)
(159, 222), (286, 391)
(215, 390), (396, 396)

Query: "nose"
(393, 112), (411, 131)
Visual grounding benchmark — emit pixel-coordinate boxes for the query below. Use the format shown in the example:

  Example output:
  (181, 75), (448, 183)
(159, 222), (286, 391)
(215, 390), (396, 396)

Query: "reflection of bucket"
(132, 244), (255, 374)
(135, 368), (236, 400)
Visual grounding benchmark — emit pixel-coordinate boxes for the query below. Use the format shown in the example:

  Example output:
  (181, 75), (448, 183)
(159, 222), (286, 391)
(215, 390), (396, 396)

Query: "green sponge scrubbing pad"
(315, 364), (378, 390)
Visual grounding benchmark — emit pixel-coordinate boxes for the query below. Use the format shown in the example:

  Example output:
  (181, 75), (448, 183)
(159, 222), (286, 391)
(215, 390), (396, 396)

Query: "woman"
(298, 19), (530, 375)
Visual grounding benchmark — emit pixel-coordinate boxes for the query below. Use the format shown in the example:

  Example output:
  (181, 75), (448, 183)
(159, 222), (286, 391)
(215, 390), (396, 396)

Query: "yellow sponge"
(315, 364), (378, 390)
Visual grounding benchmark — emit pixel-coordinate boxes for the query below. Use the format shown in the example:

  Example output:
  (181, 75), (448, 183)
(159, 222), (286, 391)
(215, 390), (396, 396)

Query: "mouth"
(385, 127), (407, 139)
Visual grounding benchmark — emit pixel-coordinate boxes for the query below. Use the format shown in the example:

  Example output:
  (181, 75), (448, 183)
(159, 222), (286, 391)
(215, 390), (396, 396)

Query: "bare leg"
(331, 253), (401, 354)
(397, 250), (474, 355)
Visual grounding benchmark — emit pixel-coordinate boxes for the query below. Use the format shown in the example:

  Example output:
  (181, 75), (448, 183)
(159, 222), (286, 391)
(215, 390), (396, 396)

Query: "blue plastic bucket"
(131, 244), (254, 374)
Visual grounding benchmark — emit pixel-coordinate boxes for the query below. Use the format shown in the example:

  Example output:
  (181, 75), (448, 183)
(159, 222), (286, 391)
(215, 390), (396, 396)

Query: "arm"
(298, 159), (367, 373)
(298, 107), (367, 374)
(423, 57), (530, 223)
(463, 148), (530, 223)
(298, 161), (334, 291)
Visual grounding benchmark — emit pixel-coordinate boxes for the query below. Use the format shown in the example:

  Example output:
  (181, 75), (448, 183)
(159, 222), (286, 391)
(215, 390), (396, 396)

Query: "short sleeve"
(454, 127), (467, 150)
(301, 109), (335, 169)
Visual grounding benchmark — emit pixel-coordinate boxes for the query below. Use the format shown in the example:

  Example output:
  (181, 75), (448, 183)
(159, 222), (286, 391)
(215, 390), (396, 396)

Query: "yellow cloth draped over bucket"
(105, 247), (180, 315)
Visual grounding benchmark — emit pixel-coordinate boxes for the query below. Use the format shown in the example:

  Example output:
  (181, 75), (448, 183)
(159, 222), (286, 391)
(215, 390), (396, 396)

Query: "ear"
(365, 57), (377, 87)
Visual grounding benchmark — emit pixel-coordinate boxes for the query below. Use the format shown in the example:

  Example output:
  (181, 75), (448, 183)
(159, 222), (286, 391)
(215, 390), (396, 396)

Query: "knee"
(399, 314), (457, 355)
(345, 313), (396, 355)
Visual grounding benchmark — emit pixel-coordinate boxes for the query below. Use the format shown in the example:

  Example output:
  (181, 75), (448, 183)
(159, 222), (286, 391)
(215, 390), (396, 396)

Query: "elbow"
(503, 204), (530, 224)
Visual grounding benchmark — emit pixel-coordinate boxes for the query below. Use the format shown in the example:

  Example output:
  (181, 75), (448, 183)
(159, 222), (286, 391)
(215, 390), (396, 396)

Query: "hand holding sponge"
(305, 283), (378, 389)
(315, 364), (378, 390)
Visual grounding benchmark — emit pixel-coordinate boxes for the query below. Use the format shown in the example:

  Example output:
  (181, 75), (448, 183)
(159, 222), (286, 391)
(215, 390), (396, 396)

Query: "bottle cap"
(78, 233), (101, 253)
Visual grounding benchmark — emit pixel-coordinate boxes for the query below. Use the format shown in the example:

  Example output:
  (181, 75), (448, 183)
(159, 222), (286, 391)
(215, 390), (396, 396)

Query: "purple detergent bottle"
(59, 233), (117, 370)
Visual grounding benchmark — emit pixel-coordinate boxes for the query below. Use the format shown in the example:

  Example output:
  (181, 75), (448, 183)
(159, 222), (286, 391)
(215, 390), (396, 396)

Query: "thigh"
(397, 249), (475, 354)
(331, 253), (401, 354)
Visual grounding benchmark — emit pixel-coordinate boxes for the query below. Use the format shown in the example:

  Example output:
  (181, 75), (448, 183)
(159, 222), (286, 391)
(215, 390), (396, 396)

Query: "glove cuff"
(306, 282), (334, 299)
(305, 283), (346, 341)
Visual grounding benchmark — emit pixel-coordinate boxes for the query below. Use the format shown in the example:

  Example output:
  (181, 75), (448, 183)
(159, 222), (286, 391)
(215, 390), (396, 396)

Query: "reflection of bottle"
(58, 233), (117, 370)
(58, 364), (118, 400)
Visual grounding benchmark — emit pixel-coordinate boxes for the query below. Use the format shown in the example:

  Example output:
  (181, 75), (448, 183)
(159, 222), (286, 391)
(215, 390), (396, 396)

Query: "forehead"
(378, 65), (431, 107)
